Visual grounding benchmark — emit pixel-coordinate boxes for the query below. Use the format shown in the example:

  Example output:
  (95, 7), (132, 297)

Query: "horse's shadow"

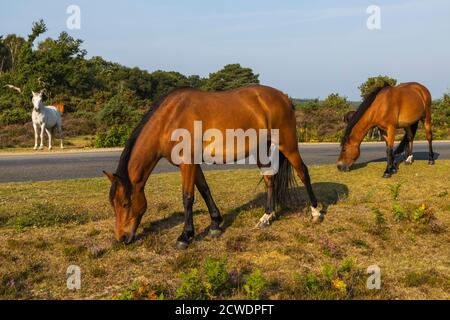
(351, 151), (440, 171)
(138, 182), (349, 241)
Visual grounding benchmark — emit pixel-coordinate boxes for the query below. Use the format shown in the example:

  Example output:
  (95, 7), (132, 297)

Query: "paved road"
(0, 141), (448, 183)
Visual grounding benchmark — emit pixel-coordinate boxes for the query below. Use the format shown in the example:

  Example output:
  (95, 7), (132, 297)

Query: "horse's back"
(379, 82), (431, 126)
(161, 85), (294, 130)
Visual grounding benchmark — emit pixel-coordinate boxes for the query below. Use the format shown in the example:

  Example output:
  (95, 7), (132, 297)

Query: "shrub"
(204, 258), (229, 298)
(95, 125), (131, 148)
(243, 270), (266, 300)
(389, 183), (401, 200)
(0, 108), (29, 125)
(392, 203), (406, 221)
(97, 94), (139, 127)
(113, 279), (165, 300)
(411, 204), (434, 224)
(176, 269), (208, 300)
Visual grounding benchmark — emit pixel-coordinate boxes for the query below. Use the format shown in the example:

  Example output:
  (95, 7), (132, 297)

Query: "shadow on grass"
(138, 182), (349, 241)
(350, 151), (440, 171)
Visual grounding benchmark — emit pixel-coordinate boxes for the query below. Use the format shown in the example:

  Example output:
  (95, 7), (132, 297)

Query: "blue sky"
(1, 0), (449, 100)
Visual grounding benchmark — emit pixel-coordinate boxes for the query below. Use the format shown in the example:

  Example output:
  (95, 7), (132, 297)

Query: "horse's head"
(337, 141), (360, 172)
(103, 171), (147, 244)
(31, 90), (44, 110)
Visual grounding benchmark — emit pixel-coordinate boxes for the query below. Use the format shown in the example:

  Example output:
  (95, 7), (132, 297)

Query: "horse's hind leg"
(279, 147), (321, 222)
(57, 123), (64, 149)
(404, 126), (415, 165)
(424, 115), (435, 165)
(255, 173), (276, 228)
(194, 165), (223, 237)
(177, 164), (197, 250)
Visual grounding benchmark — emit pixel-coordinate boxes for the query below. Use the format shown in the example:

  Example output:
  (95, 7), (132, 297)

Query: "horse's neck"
(349, 112), (374, 145)
(127, 131), (161, 190)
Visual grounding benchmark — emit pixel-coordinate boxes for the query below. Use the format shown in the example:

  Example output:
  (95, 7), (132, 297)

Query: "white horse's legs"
(45, 128), (53, 150)
(33, 123), (38, 150)
(57, 124), (64, 149)
(39, 124), (45, 149)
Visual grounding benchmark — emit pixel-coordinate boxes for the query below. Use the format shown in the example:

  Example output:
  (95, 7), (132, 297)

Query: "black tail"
(273, 152), (298, 209)
(394, 121), (419, 155)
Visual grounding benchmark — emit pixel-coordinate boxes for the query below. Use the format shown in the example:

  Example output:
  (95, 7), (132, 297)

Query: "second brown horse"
(104, 85), (320, 249)
(337, 82), (434, 177)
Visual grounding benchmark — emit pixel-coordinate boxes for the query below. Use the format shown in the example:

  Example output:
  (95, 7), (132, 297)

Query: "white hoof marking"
(405, 155), (414, 164)
(256, 212), (276, 228)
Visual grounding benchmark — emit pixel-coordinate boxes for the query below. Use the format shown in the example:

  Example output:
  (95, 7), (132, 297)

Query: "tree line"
(0, 20), (448, 148)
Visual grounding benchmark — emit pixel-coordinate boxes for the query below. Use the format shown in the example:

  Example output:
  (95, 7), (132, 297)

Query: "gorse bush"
(97, 93), (139, 127)
(389, 183), (401, 200)
(94, 125), (131, 148)
(176, 268), (208, 300)
(243, 270), (266, 300)
(0, 108), (29, 126)
(204, 258), (229, 298)
(411, 204), (434, 224)
(392, 203), (406, 221)
(292, 259), (365, 299)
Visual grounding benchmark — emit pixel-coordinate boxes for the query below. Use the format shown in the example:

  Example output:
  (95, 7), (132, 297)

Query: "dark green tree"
(322, 93), (352, 110)
(203, 63), (259, 91)
(358, 75), (397, 99)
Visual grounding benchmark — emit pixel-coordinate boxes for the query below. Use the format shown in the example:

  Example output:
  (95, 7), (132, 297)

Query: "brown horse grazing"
(103, 85), (321, 249)
(337, 82), (434, 178)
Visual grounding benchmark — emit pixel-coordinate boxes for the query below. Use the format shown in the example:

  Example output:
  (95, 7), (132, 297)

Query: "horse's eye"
(123, 203), (131, 209)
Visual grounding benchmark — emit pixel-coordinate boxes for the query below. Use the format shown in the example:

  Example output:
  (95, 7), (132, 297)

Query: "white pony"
(31, 91), (64, 150)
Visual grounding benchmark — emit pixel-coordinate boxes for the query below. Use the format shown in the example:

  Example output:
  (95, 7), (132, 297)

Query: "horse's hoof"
(383, 173), (392, 178)
(428, 160), (435, 165)
(176, 241), (189, 250)
(311, 214), (323, 224)
(256, 213), (274, 229)
(209, 228), (222, 238)
(311, 206), (323, 223)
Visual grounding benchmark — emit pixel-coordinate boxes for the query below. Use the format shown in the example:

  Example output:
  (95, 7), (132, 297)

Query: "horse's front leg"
(39, 124), (45, 150)
(176, 164), (197, 250)
(45, 128), (53, 150)
(383, 127), (397, 178)
(33, 123), (38, 150)
(194, 165), (223, 237)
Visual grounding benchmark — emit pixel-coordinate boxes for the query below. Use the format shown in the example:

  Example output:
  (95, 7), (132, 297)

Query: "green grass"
(0, 161), (449, 299)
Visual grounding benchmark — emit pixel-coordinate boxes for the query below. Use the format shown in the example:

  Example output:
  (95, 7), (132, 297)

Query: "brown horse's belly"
(397, 106), (424, 128)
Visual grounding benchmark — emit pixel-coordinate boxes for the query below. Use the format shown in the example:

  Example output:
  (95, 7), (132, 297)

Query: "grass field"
(0, 161), (449, 300)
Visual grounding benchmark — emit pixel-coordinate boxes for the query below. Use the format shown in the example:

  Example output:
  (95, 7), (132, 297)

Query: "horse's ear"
(31, 91), (36, 96)
(103, 171), (115, 182)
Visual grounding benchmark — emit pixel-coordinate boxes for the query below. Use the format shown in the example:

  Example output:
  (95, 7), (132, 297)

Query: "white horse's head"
(31, 91), (44, 110)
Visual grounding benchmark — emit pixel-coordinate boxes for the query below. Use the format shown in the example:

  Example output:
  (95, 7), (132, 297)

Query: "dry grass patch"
(0, 161), (449, 299)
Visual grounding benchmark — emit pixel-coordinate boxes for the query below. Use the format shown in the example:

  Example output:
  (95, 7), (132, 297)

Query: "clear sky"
(1, 0), (449, 100)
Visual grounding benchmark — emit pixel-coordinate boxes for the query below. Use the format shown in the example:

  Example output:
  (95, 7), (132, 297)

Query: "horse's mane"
(340, 83), (391, 146)
(110, 87), (194, 201)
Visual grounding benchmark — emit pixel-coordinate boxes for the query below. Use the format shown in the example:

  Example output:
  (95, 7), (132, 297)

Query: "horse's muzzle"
(117, 232), (134, 245)
(337, 162), (350, 172)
